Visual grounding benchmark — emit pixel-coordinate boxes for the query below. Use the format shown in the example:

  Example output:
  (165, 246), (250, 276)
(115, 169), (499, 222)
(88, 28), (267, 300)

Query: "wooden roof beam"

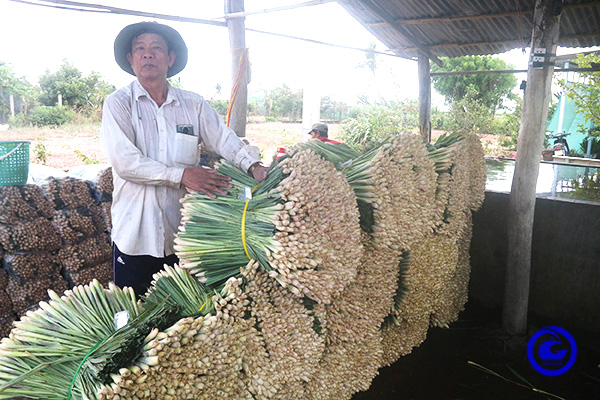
(367, 1), (600, 27)
(393, 32), (600, 54)
(394, 39), (530, 53)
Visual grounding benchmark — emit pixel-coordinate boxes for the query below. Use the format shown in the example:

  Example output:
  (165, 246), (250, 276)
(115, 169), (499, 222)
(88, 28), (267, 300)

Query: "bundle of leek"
(0, 280), (179, 400)
(427, 130), (485, 235)
(143, 264), (214, 318)
(300, 134), (438, 253)
(175, 160), (285, 289)
(239, 261), (325, 397)
(379, 233), (458, 366)
(296, 140), (379, 233)
(100, 269), (282, 400)
(175, 149), (362, 304)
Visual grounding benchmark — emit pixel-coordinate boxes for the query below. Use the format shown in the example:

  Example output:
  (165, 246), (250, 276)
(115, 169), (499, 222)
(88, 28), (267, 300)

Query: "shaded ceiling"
(338, 0), (600, 60)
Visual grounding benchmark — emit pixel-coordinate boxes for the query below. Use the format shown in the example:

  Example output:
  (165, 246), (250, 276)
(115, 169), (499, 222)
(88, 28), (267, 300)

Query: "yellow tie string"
(241, 184), (259, 261)
(241, 198), (252, 260)
(198, 300), (207, 312)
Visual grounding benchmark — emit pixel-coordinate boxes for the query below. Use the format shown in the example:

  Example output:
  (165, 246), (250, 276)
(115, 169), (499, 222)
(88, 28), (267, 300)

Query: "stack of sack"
(0, 268), (14, 337)
(68, 165), (113, 234)
(42, 177), (112, 287)
(90, 167), (113, 234)
(0, 185), (68, 316)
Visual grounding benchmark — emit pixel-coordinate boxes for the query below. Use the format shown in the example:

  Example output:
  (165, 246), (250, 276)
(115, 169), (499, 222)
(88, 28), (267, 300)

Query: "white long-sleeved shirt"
(100, 80), (260, 257)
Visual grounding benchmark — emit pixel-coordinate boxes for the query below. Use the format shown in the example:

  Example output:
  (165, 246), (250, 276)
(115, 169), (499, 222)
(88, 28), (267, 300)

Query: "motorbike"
(548, 132), (571, 157)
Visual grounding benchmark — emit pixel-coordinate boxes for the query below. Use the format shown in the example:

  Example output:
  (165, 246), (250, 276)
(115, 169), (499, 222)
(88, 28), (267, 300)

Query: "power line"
(8, 0), (403, 58)
(9, 0), (227, 27)
(245, 28), (402, 58)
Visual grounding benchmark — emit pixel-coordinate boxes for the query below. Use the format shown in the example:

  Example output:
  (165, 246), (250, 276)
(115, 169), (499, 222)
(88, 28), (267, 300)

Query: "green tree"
(86, 71), (116, 112)
(0, 61), (36, 123)
(445, 85), (495, 134)
(28, 105), (74, 126)
(357, 42), (381, 102)
(320, 96), (348, 122)
(168, 77), (184, 89)
(340, 100), (419, 148)
(207, 99), (229, 117)
(557, 53), (600, 135)
(495, 93), (523, 150)
(431, 55), (517, 114)
(263, 85), (302, 121)
(38, 60), (115, 111)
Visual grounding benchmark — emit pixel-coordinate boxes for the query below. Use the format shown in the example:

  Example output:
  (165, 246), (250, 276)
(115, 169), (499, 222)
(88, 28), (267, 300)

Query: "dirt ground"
(0, 122), (504, 170)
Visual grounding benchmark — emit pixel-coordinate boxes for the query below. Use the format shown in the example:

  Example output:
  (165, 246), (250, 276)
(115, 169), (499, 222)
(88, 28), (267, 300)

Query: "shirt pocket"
(175, 132), (200, 166)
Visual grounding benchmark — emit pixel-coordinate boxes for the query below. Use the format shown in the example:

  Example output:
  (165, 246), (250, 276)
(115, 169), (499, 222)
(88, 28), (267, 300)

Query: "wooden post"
(9, 94), (15, 118)
(225, 0), (248, 137)
(418, 55), (431, 143)
(503, 0), (561, 336)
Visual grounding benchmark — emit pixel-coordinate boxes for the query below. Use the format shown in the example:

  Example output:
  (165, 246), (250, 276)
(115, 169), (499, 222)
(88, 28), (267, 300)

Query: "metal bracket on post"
(530, 47), (556, 69)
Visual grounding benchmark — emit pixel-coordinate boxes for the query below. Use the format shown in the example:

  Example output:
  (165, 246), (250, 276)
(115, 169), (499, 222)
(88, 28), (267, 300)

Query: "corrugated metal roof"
(338, 0), (600, 59)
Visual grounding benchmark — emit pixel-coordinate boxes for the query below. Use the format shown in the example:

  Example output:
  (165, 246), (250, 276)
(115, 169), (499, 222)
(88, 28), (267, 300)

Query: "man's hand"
(181, 167), (232, 199)
(252, 165), (268, 182)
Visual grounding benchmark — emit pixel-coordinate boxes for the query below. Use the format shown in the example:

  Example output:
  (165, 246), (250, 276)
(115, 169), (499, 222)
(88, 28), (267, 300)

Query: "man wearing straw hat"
(100, 21), (267, 295)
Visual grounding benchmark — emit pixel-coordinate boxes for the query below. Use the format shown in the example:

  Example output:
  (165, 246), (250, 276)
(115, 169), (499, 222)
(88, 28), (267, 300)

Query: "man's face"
(127, 33), (175, 81)
(310, 130), (320, 139)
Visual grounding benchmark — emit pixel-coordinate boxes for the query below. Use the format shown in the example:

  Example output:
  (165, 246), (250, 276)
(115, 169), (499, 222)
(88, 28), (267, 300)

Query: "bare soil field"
(0, 121), (504, 171)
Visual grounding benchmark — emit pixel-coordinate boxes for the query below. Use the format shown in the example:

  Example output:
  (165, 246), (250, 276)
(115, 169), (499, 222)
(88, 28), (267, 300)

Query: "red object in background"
(275, 147), (286, 161)
(542, 149), (554, 160)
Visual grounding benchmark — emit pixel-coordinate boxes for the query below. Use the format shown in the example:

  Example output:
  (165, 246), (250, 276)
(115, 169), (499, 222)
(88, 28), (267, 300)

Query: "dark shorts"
(112, 243), (179, 297)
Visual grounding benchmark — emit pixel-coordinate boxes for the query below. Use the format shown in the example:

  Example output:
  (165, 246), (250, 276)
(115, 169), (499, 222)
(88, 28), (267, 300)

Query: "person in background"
(100, 21), (267, 296)
(309, 122), (342, 144)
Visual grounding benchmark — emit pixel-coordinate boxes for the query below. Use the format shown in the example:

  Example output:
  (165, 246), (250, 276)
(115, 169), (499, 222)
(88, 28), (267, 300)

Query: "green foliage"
(445, 86), (495, 134)
(432, 55), (517, 113)
(431, 107), (449, 130)
(247, 99), (260, 116)
(167, 77), (183, 89)
(263, 84), (302, 121)
(73, 149), (99, 165)
(7, 113), (29, 128)
(0, 61), (36, 122)
(208, 99), (229, 117)
(565, 172), (600, 202)
(320, 96), (349, 122)
(32, 137), (51, 164)
(276, 128), (299, 148)
(493, 94), (523, 151)
(578, 130), (600, 156)
(357, 42), (382, 102)
(557, 53), (600, 129)
(28, 105), (74, 126)
(38, 60), (115, 111)
(357, 42), (378, 75)
(340, 100), (418, 148)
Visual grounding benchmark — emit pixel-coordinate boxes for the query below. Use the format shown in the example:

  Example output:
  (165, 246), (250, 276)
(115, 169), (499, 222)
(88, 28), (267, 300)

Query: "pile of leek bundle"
(101, 264), (286, 400)
(298, 134), (438, 252)
(429, 217), (474, 329)
(175, 148), (362, 304)
(303, 232), (403, 400)
(0, 280), (180, 400)
(239, 261), (325, 399)
(427, 130), (486, 235)
(379, 233), (459, 367)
